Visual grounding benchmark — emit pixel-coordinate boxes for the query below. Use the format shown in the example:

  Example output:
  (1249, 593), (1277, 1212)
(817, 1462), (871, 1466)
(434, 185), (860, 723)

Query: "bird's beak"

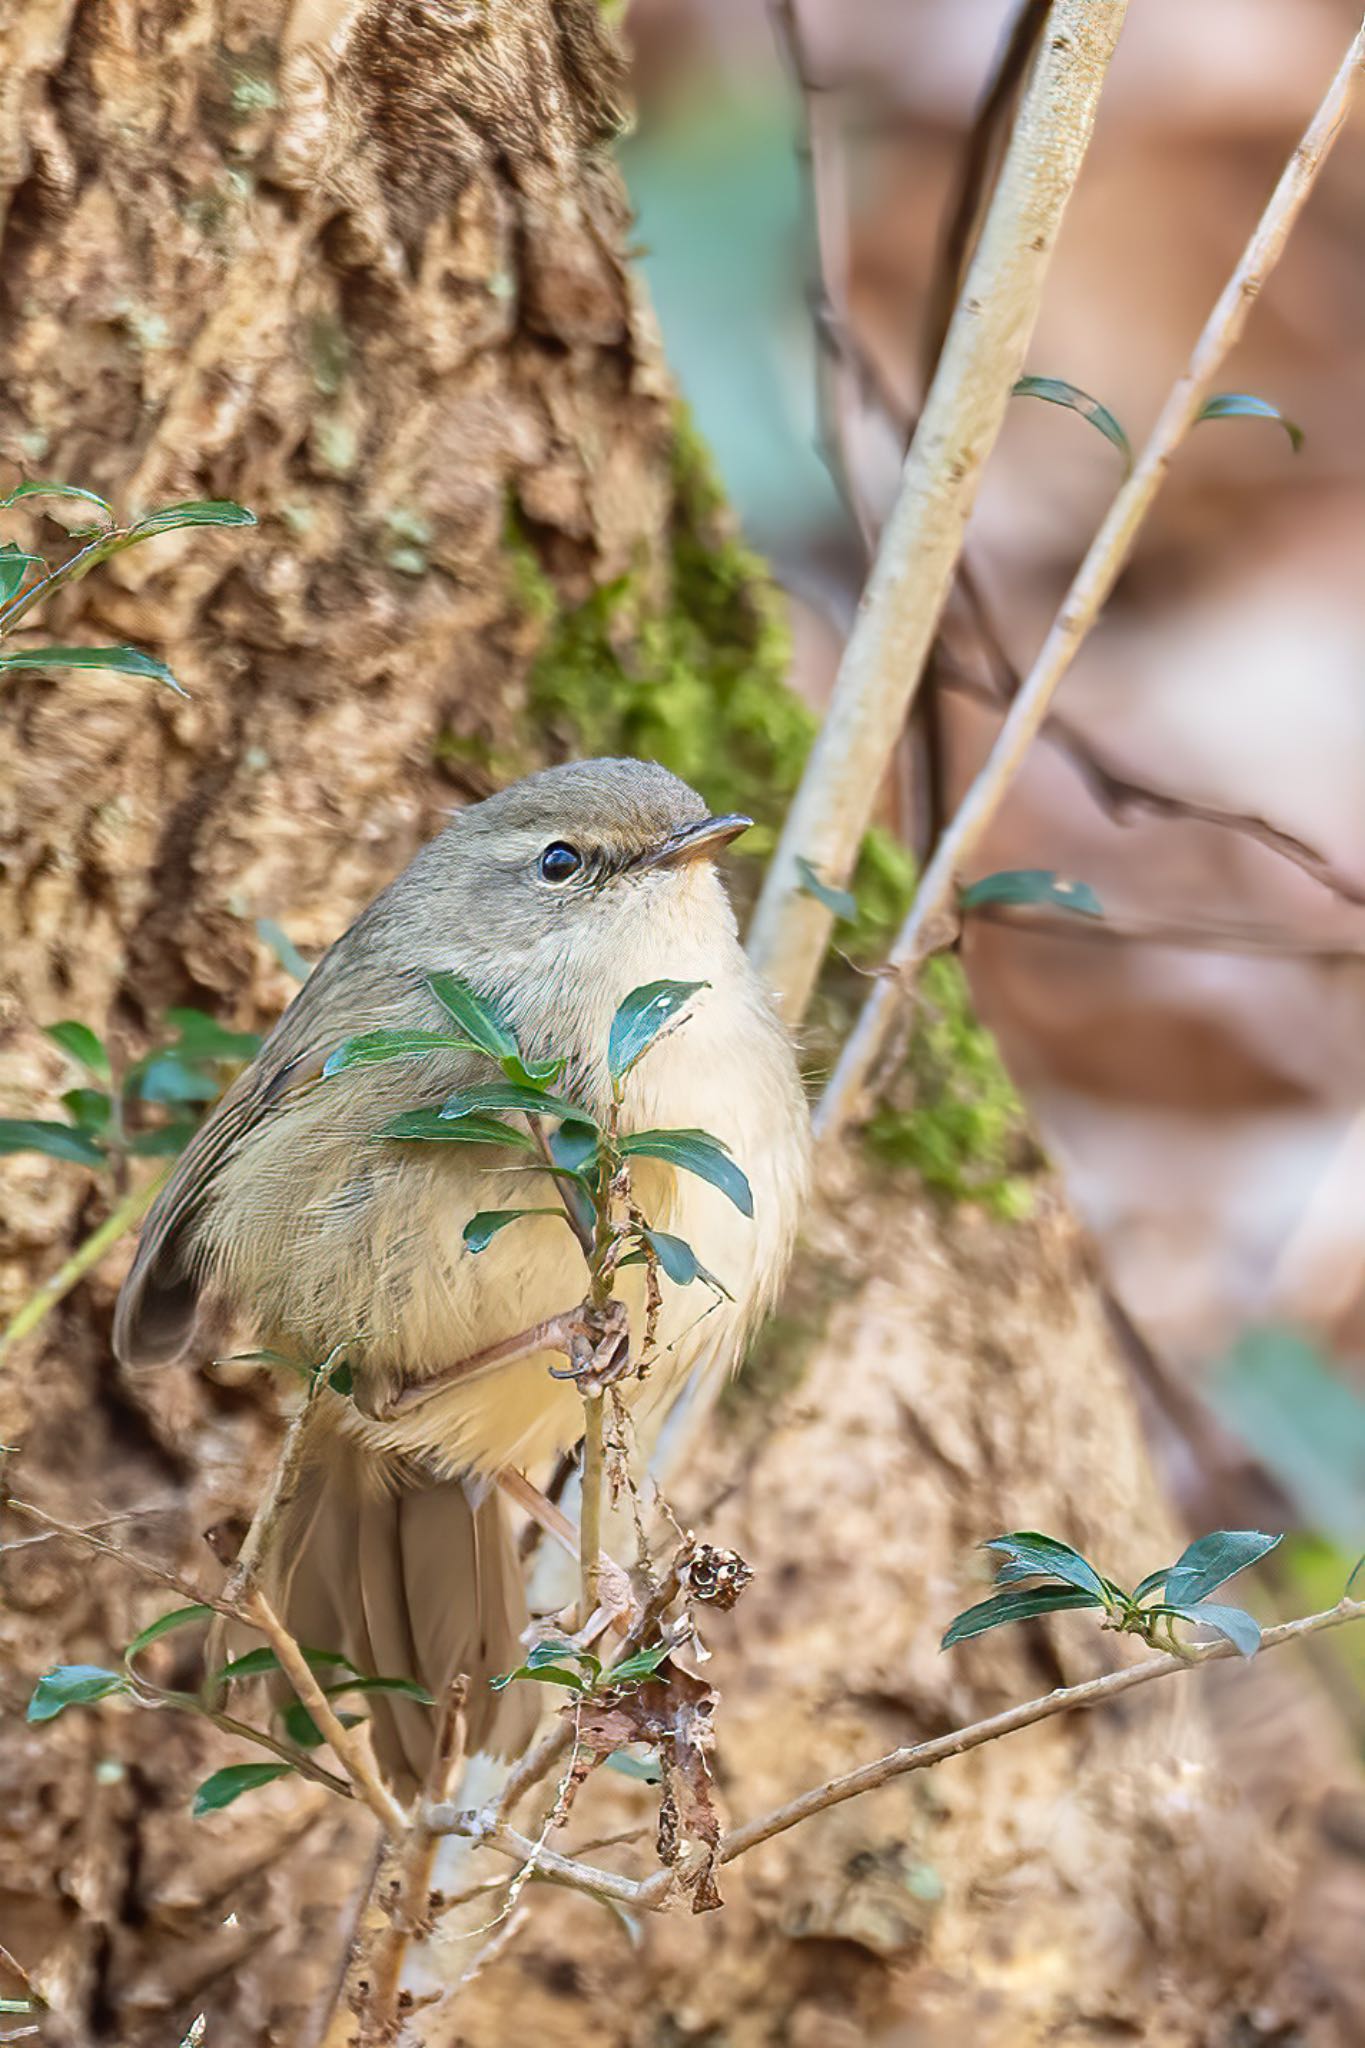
(636, 812), (753, 872)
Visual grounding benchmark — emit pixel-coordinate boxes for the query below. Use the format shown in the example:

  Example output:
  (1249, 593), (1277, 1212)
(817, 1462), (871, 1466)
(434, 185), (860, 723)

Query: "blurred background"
(621, 0), (1365, 1584)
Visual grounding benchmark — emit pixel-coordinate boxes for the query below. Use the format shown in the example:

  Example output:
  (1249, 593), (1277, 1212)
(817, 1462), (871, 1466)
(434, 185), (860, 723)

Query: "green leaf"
(940, 1583), (1103, 1649)
(1195, 392), (1303, 453)
(0, 479), (113, 516)
(528, 1638), (598, 1676)
(961, 870), (1103, 919)
(27, 1664), (127, 1722)
(794, 857), (858, 922)
(619, 1129), (753, 1218)
(606, 1643), (672, 1685)
(125, 1604), (215, 1658)
(322, 1029), (481, 1078)
(608, 980), (707, 1085)
(623, 1228), (733, 1300)
(1162, 1529), (1281, 1607)
(129, 1054), (220, 1105)
(604, 1750), (663, 1784)
(1164, 1602), (1262, 1657)
(0, 547), (41, 602)
(550, 1120), (601, 1176)
(378, 1110), (538, 1150)
(165, 1009), (261, 1061)
(983, 1532), (1108, 1600)
(44, 1019), (111, 1078)
(1211, 1329), (1365, 1551)
(327, 1672), (436, 1704)
(0, 1118), (107, 1167)
(127, 1122), (198, 1157)
(280, 1701), (365, 1749)
(1132, 1567), (1169, 1602)
(61, 1088), (112, 1133)
(1011, 376), (1133, 471)
(441, 1080), (590, 1125)
(212, 1644), (357, 1686)
(129, 499), (257, 537)
(191, 1761), (295, 1815)
(0, 644), (185, 695)
(489, 1663), (592, 1694)
(256, 918), (313, 983)
(426, 972), (520, 1062)
(463, 1208), (568, 1254)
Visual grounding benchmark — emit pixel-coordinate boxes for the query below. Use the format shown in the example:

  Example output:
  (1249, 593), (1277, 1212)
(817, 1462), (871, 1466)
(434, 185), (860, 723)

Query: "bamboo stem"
(746, 0), (1130, 1025)
(817, 14), (1365, 1141)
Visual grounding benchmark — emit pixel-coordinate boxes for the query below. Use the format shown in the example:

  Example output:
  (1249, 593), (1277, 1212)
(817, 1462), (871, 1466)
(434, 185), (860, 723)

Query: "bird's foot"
(548, 1297), (634, 1393)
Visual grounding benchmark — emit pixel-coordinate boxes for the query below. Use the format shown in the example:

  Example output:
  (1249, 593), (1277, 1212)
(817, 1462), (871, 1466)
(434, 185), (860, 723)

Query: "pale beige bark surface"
(0, 6), (1358, 2045)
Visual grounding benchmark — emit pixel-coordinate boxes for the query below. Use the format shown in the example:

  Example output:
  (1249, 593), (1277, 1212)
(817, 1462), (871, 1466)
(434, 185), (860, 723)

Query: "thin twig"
(0, 1169), (169, 1366)
(818, 14), (1365, 1140)
(746, 0), (1130, 1024)
(3, 1496), (237, 1618)
(245, 1590), (408, 1836)
(429, 1594), (1365, 1911)
(579, 1396), (605, 1625)
(356, 1679), (468, 2046)
(965, 901), (1365, 959)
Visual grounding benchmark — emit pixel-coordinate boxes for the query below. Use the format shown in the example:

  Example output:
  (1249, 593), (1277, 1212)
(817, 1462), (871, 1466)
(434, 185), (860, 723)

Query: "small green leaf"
(127, 1122), (198, 1157)
(125, 1605), (215, 1659)
(1164, 1601), (1262, 1657)
(794, 857), (858, 922)
(941, 1584), (1103, 1649)
(165, 1009), (261, 1061)
(0, 644), (185, 695)
(426, 972), (519, 1062)
(191, 1761), (294, 1815)
(379, 1110), (538, 1150)
(606, 1643), (671, 1686)
(44, 1019), (111, 1078)
(328, 1672), (435, 1704)
(0, 479), (113, 516)
(550, 1120), (600, 1176)
(608, 980), (707, 1086)
(463, 1208), (568, 1254)
(441, 1080), (590, 1125)
(1011, 376), (1133, 471)
(0, 547), (41, 602)
(323, 1029), (481, 1078)
(622, 1228), (733, 1300)
(256, 918), (313, 983)
(27, 1664), (128, 1722)
(490, 1663), (592, 1694)
(280, 1701), (365, 1749)
(1163, 1529), (1281, 1606)
(0, 1118), (107, 1167)
(212, 1645), (357, 1685)
(61, 1088), (113, 1132)
(527, 1638), (597, 1675)
(129, 499), (257, 537)
(619, 1129), (753, 1218)
(1133, 1567), (1169, 1602)
(129, 1054), (220, 1104)
(1195, 392), (1303, 453)
(983, 1532), (1108, 1600)
(961, 870), (1103, 918)
(604, 1750), (663, 1784)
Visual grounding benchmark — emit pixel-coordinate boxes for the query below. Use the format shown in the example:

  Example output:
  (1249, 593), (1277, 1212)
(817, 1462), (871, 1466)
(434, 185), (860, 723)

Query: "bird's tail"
(267, 1411), (538, 1800)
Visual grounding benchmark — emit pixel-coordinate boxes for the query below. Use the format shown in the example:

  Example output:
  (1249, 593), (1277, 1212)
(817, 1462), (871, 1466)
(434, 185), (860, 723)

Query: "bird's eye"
(538, 841), (583, 884)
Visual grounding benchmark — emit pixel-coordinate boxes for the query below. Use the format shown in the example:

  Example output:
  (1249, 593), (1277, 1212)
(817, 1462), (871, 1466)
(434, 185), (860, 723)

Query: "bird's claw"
(548, 1298), (633, 1392)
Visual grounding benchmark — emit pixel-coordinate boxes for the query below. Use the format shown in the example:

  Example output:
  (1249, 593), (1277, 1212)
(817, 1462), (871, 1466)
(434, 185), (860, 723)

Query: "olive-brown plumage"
(116, 758), (810, 1790)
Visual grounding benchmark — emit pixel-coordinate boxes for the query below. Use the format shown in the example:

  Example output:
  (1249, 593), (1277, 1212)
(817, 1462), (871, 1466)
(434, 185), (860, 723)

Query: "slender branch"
(0, 1169), (169, 1365)
(579, 1396), (605, 1625)
(746, 0), (1130, 1024)
(818, 14), (1365, 1139)
(429, 1594), (1365, 1913)
(966, 901), (1365, 959)
(356, 1679), (468, 2047)
(245, 1589), (408, 1836)
(3, 1496), (238, 1618)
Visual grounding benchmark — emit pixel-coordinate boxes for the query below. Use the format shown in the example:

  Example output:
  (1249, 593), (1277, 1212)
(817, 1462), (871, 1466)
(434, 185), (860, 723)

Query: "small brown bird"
(115, 758), (810, 1791)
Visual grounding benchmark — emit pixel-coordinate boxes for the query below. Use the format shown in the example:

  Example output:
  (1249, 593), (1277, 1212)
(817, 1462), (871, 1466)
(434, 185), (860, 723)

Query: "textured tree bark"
(0, 5), (1355, 2046)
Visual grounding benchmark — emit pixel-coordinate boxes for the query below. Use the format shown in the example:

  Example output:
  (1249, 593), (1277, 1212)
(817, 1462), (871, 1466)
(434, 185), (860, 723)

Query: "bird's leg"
(497, 1467), (635, 1635)
(380, 1308), (588, 1417)
(547, 1297), (633, 1392)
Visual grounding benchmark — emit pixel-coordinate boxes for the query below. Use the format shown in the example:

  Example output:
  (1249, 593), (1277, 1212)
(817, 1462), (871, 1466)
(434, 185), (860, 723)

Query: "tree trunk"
(0, 5), (1354, 2045)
